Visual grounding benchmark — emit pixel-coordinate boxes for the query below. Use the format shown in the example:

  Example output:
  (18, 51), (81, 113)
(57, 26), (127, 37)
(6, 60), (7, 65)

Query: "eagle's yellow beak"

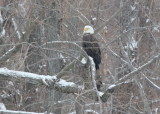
(84, 28), (89, 32)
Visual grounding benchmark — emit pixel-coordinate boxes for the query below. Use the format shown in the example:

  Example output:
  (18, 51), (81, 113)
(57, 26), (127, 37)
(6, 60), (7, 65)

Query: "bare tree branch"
(0, 68), (81, 93)
(57, 56), (83, 79)
(94, 0), (131, 34)
(0, 23), (34, 64)
(116, 53), (160, 84)
(101, 53), (160, 102)
(42, 41), (89, 79)
(144, 76), (160, 91)
(0, 68), (101, 101)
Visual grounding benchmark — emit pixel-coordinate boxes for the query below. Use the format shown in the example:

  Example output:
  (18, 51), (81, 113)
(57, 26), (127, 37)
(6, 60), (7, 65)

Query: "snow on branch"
(0, 68), (105, 101)
(0, 103), (6, 110)
(12, 18), (21, 39)
(0, 109), (44, 114)
(3, 38), (159, 103)
(0, 68), (82, 94)
(85, 109), (99, 114)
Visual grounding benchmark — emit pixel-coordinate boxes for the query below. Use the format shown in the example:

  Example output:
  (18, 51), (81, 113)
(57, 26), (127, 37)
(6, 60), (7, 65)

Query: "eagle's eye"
(84, 28), (89, 32)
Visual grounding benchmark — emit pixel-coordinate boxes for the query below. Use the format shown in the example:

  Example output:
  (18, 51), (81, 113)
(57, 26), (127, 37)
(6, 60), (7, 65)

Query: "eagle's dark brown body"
(82, 34), (101, 70)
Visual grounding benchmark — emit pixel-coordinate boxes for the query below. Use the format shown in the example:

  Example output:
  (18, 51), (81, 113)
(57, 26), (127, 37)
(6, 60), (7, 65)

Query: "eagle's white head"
(83, 25), (94, 34)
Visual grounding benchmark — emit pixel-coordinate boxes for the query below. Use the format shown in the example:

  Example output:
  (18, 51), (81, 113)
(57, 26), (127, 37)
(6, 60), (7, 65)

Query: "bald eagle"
(82, 25), (102, 90)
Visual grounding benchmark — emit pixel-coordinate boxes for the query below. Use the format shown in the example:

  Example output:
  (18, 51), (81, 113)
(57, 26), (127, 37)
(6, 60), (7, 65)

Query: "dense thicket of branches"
(0, 0), (160, 113)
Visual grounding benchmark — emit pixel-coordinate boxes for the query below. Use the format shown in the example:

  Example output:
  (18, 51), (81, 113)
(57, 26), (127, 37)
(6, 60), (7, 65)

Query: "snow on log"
(0, 23), (34, 64)
(0, 68), (105, 101)
(0, 110), (44, 114)
(0, 68), (82, 93)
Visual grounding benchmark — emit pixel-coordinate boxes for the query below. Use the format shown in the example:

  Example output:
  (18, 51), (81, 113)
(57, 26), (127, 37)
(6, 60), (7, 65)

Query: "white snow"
(92, 17), (97, 20)
(8, 81), (14, 86)
(131, 17), (136, 22)
(108, 84), (116, 89)
(60, 53), (66, 63)
(85, 109), (99, 114)
(68, 111), (76, 114)
(58, 79), (75, 87)
(86, 103), (100, 106)
(0, 11), (3, 23)
(146, 19), (150, 23)
(124, 50), (128, 56)
(154, 108), (158, 114)
(97, 91), (104, 97)
(123, 29), (127, 33)
(63, 23), (68, 28)
(0, 103), (6, 110)
(153, 27), (159, 32)
(6, 59), (10, 62)
(130, 6), (136, 11)
(0, 68), (78, 88)
(22, 32), (25, 34)
(16, 89), (20, 95)
(0, 28), (5, 37)
(81, 57), (87, 64)
(12, 18), (21, 39)
(0, 68), (55, 80)
(39, 64), (46, 69)
(0, 110), (44, 114)
(35, 88), (39, 92)
(128, 37), (138, 51)
(131, 38), (138, 48)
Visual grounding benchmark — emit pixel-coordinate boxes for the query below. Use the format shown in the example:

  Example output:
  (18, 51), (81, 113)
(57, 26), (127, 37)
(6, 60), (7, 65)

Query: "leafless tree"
(0, 0), (160, 114)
